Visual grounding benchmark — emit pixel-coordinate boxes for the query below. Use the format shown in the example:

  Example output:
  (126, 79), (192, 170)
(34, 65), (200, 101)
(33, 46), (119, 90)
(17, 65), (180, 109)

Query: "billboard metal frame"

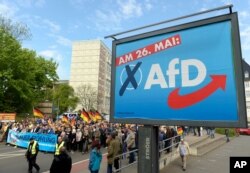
(110, 13), (247, 127)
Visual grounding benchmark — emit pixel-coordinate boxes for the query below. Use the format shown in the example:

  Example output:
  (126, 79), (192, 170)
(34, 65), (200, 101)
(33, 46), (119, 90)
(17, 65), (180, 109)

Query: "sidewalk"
(160, 135), (245, 173)
(73, 133), (226, 173)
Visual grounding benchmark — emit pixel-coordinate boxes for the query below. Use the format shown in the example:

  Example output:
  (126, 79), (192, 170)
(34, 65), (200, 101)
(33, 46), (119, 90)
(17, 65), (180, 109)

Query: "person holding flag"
(33, 108), (44, 119)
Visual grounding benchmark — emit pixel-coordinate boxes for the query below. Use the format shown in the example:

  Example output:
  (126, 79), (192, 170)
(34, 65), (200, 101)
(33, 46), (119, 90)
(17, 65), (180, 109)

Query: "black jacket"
(50, 153), (72, 173)
(26, 141), (39, 160)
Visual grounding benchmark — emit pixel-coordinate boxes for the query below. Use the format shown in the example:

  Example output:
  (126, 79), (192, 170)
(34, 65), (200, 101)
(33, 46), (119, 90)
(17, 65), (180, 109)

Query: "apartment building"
(69, 40), (111, 114)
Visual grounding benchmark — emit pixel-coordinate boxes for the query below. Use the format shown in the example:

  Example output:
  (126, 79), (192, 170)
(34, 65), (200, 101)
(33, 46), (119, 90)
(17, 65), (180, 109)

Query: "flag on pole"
(61, 115), (69, 123)
(95, 111), (103, 121)
(88, 111), (96, 122)
(33, 108), (44, 118)
(80, 110), (91, 123)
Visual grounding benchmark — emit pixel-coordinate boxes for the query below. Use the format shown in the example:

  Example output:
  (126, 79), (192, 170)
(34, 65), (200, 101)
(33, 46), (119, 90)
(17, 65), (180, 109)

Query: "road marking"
(0, 153), (25, 160)
(0, 149), (26, 155)
(207, 159), (216, 162)
(0, 147), (16, 151)
(198, 167), (206, 170)
(42, 153), (108, 173)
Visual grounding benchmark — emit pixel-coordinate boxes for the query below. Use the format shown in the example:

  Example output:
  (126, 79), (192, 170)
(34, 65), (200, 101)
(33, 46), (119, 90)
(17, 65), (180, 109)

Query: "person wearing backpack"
(89, 141), (102, 173)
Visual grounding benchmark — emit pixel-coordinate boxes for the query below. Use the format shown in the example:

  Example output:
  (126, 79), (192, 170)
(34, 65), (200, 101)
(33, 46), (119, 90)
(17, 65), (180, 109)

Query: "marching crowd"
(0, 117), (141, 173)
(0, 117), (218, 173)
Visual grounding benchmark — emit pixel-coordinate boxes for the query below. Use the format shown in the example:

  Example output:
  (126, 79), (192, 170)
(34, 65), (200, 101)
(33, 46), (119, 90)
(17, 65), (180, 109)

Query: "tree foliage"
(0, 15), (31, 41)
(50, 84), (78, 114)
(76, 84), (97, 111)
(0, 16), (58, 113)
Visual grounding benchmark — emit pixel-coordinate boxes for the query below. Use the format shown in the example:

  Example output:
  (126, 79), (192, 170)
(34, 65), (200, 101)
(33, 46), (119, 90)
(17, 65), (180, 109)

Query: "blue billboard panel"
(112, 14), (247, 127)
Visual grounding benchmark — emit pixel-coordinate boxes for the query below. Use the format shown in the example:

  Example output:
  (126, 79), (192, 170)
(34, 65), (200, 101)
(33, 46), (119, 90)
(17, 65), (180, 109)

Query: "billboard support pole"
(138, 125), (159, 173)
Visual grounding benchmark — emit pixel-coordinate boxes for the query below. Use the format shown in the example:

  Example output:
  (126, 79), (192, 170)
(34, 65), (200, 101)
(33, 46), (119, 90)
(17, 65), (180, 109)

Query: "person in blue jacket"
(89, 140), (102, 173)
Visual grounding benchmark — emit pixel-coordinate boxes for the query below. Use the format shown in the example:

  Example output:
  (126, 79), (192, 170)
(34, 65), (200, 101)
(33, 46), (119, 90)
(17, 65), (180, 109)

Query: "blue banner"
(7, 130), (57, 152)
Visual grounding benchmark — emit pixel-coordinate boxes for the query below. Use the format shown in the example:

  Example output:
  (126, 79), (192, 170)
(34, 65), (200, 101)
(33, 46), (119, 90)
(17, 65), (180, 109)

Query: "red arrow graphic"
(168, 75), (227, 109)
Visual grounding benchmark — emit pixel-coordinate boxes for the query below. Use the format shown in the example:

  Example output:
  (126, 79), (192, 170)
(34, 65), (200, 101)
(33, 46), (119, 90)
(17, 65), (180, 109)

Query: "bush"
(215, 128), (236, 137)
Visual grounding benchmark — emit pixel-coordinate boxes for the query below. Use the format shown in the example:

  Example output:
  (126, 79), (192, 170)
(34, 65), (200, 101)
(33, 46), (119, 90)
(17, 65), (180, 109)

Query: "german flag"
(33, 108), (44, 118)
(80, 111), (91, 123)
(177, 127), (183, 135)
(61, 115), (69, 124)
(70, 118), (76, 126)
(88, 111), (96, 122)
(95, 111), (103, 121)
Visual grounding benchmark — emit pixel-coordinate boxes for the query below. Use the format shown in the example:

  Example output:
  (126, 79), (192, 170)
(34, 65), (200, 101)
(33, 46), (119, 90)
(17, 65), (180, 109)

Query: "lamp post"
(56, 99), (60, 120)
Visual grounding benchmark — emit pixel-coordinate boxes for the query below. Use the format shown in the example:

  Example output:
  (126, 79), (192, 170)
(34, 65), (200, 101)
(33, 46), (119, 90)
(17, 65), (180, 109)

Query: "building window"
(246, 91), (250, 98)
(245, 82), (250, 88)
(246, 102), (250, 109)
(245, 71), (249, 79)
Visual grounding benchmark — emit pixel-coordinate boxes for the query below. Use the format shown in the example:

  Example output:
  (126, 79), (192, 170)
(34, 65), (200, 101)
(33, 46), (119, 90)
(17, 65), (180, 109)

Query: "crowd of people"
(0, 116), (220, 173)
(0, 116), (140, 173)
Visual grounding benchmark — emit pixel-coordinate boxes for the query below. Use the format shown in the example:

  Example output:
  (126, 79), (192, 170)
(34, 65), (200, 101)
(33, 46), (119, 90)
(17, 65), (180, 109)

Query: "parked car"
(236, 128), (250, 135)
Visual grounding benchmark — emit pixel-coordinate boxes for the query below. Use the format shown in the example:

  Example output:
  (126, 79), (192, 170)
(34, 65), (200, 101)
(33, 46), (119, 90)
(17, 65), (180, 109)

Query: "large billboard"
(111, 13), (247, 127)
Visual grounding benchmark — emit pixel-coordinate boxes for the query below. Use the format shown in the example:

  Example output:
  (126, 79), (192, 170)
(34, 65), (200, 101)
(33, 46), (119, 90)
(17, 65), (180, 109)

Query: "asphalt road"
(0, 143), (107, 173)
(1, 135), (250, 173)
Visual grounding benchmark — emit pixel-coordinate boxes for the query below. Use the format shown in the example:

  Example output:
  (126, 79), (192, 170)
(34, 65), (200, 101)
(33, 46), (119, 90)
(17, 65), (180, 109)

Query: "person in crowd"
(100, 125), (107, 148)
(25, 138), (40, 173)
(225, 128), (230, 142)
(55, 136), (65, 157)
(125, 126), (136, 164)
(106, 133), (113, 173)
(94, 127), (101, 144)
(113, 131), (122, 171)
(159, 129), (165, 154)
(106, 132), (121, 173)
(71, 127), (77, 153)
(210, 127), (215, 138)
(165, 127), (173, 153)
(177, 138), (190, 171)
(82, 127), (89, 154)
(89, 141), (102, 173)
(50, 147), (72, 173)
(76, 128), (83, 152)
(65, 127), (72, 152)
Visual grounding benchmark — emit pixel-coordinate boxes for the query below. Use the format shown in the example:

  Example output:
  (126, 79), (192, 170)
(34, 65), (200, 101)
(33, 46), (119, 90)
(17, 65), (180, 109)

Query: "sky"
(0, 0), (250, 80)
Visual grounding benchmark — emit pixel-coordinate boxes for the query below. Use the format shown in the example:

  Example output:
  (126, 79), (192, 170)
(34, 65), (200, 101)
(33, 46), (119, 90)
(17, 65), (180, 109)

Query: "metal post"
(138, 125), (159, 173)
(57, 99), (59, 120)
(105, 4), (233, 39)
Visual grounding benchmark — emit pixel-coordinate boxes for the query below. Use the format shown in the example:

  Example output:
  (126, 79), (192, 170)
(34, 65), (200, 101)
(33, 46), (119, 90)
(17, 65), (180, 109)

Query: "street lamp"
(56, 99), (60, 120)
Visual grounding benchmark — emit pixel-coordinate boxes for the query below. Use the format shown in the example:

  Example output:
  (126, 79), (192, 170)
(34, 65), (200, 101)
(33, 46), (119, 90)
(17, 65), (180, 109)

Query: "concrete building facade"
(243, 60), (250, 123)
(69, 40), (111, 114)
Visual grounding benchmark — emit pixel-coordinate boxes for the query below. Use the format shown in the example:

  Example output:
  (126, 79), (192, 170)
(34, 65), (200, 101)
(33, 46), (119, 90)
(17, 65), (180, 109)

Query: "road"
(1, 135), (250, 173)
(0, 143), (107, 173)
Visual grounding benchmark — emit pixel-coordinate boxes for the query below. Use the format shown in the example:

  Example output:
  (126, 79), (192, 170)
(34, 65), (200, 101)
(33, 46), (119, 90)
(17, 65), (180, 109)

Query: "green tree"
(0, 16), (58, 113)
(51, 84), (78, 114)
(0, 15), (31, 41)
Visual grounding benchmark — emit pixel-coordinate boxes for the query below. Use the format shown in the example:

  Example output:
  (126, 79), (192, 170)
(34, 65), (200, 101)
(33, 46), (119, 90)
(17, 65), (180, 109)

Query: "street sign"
(111, 13), (247, 127)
